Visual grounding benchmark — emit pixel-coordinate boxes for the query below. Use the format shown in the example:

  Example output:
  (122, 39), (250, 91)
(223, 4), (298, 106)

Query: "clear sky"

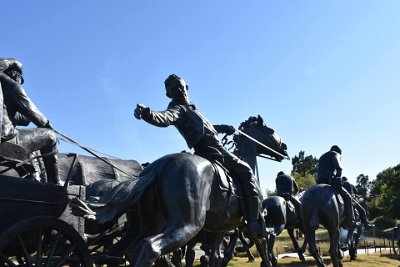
(2, 1), (400, 196)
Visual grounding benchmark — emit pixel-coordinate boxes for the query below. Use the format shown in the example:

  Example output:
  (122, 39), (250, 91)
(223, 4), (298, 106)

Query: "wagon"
(0, 150), (143, 266)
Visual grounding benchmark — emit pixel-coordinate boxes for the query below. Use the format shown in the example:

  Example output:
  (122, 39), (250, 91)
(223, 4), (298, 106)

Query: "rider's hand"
(226, 125), (236, 135)
(134, 104), (149, 120)
(42, 120), (54, 130)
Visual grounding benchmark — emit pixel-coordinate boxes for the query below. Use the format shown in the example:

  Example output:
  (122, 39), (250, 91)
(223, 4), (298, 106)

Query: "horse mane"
(238, 116), (261, 130)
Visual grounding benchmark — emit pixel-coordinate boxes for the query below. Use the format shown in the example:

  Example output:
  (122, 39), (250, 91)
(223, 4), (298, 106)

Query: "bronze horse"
(71, 115), (288, 267)
(301, 184), (360, 267)
(262, 192), (306, 266)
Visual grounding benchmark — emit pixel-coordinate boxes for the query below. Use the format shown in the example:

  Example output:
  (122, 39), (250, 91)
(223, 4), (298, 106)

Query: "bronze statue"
(134, 74), (263, 238)
(316, 145), (355, 235)
(342, 176), (373, 229)
(275, 171), (301, 211)
(0, 58), (60, 184)
(71, 114), (288, 266)
(300, 145), (373, 267)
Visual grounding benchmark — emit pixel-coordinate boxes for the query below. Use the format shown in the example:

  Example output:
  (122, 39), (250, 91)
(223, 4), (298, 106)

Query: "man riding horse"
(342, 176), (373, 230)
(317, 145), (373, 247)
(0, 58), (60, 185)
(133, 74), (264, 238)
(275, 171), (301, 212)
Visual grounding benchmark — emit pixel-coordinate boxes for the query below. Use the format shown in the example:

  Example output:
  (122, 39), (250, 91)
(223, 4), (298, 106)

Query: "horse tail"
(87, 167), (158, 224)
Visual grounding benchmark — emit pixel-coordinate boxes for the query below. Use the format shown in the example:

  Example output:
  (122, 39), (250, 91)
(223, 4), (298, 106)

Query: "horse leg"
(184, 238), (197, 267)
(205, 233), (225, 267)
(305, 226), (325, 267)
(238, 230), (255, 262)
(222, 229), (238, 267)
(254, 237), (273, 267)
(266, 233), (277, 267)
(288, 228), (306, 262)
(328, 228), (343, 267)
(171, 248), (183, 267)
(127, 224), (202, 267)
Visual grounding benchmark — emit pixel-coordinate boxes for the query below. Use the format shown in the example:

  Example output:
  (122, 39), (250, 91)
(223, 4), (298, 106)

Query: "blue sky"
(2, 1), (400, 195)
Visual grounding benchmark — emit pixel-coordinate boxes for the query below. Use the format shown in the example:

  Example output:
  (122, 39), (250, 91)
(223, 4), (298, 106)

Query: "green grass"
(188, 253), (400, 266)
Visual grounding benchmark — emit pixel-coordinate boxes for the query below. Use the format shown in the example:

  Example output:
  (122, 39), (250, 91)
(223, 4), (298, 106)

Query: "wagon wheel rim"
(0, 216), (92, 266)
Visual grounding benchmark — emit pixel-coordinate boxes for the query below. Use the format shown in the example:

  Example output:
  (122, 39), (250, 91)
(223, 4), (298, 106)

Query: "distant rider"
(134, 74), (264, 238)
(275, 171), (301, 212)
(342, 176), (374, 229)
(0, 58), (60, 185)
(317, 145), (356, 232)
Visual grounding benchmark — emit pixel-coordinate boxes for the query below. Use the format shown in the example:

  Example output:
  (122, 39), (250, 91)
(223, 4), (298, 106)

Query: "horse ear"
(257, 115), (264, 126)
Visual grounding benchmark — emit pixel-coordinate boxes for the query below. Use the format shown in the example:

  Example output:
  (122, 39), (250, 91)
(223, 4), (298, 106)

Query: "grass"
(188, 253), (400, 266)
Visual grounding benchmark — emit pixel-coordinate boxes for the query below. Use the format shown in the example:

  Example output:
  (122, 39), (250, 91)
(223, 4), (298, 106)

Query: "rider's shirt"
(316, 150), (342, 184)
(0, 73), (48, 141)
(141, 101), (220, 151)
(276, 173), (298, 197)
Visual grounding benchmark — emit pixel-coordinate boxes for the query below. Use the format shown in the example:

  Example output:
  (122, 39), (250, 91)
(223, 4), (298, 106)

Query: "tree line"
(275, 150), (400, 229)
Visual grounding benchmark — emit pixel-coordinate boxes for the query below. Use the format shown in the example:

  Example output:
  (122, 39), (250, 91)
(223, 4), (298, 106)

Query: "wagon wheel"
(0, 216), (92, 266)
(392, 234), (400, 255)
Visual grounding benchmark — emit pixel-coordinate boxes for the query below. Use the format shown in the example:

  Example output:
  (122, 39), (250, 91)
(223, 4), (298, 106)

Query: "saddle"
(212, 160), (234, 192)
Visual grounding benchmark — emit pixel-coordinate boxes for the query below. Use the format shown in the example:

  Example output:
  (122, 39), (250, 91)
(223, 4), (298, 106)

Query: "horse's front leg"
(201, 232), (225, 267)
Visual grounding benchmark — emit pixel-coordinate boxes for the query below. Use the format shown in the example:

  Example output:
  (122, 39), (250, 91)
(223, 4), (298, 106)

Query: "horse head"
(233, 115), (289, 163)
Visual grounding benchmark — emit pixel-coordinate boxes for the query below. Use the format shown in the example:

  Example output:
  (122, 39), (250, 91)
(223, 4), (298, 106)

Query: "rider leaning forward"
(0, 58), (60, 185)
(134, 74), (264, 238)
(317, 145), (374, 232)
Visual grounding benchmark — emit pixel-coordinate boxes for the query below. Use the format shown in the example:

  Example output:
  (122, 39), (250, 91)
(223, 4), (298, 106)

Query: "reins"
(54, 130), (138, 178)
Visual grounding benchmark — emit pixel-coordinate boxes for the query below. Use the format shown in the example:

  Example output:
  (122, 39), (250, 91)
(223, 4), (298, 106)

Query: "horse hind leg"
(288, 228), (306, 262)
(127, 224), (202, 267)
(305, 225), (326, 267)
(328, 228), (343, 267)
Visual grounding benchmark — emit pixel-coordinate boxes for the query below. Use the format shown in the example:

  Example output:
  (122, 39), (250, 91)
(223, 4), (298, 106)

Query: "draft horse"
(301, 184), (359, 267)
(71, 115), (288, 267)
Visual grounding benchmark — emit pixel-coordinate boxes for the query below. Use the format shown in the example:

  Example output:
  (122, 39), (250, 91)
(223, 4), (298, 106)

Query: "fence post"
(364, 241), (367, 255)
(374, 240), (376, 252)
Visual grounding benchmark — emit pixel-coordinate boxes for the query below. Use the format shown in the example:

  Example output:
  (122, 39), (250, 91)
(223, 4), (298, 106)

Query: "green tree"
(355, 174), (371, 199)
(291, 151), (318, 177)
(291, 151), (318, 190)
(292, 172), (316, 190)
(369, 164), (400, 219)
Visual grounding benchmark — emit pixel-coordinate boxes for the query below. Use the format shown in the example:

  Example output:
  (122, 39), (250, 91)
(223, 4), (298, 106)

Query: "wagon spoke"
(44, 231), (61, 267)
(54, 244), (77, 267)
(17, 234), (33, 267)
(34, 227), (43, 266)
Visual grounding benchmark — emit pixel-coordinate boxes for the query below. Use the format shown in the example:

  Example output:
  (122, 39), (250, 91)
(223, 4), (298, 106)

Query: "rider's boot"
(245, 196), (264, 238)
(357, 205), (374, 230)
(43, 155), (61, 185)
